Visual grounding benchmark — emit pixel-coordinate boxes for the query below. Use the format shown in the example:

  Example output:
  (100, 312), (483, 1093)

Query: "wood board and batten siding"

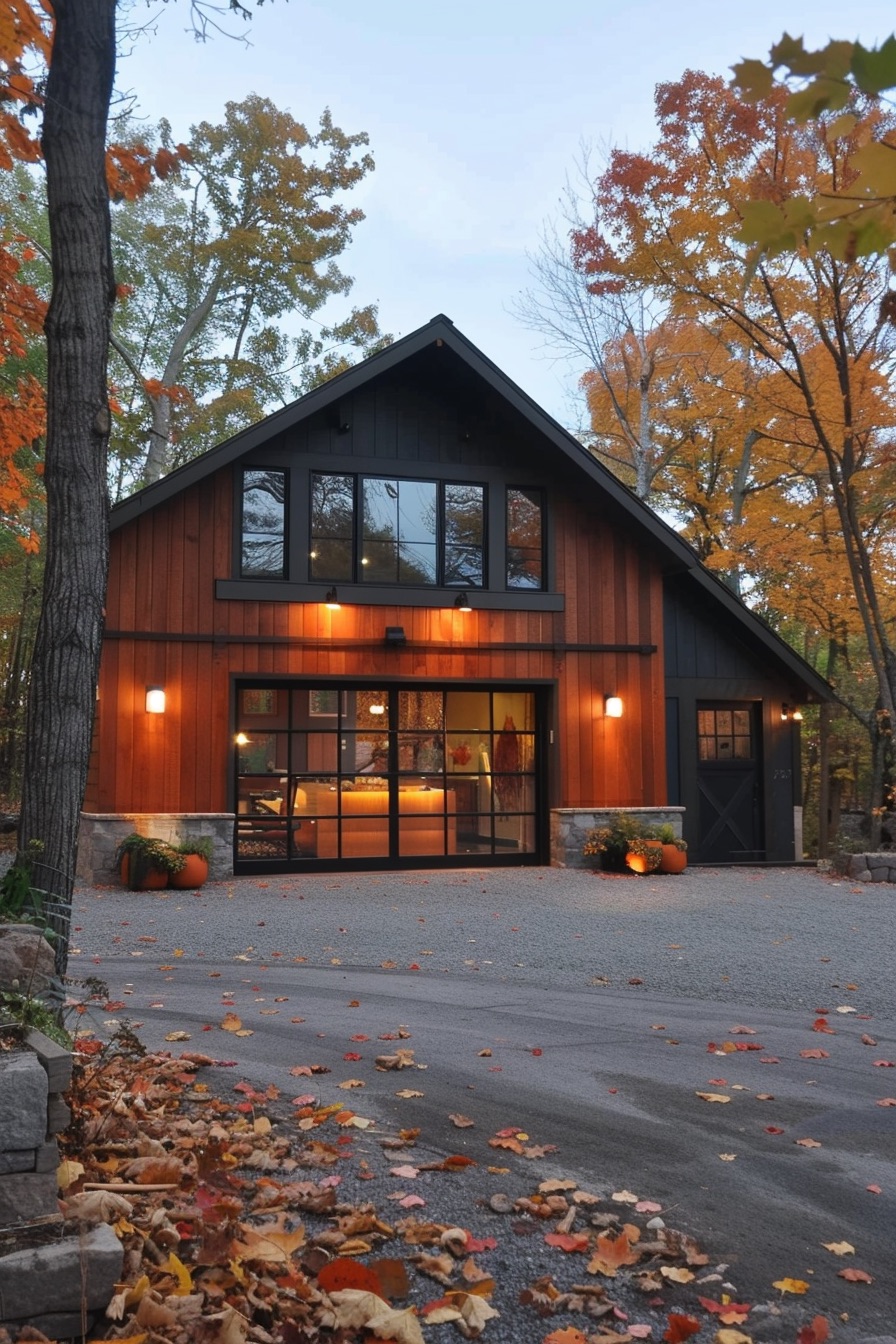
(84, 315), (832, 876)
(90, 464), (667, 820)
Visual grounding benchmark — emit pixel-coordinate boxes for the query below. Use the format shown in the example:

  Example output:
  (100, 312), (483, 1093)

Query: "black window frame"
(309, 471), (487, 590)
(505, 485), (546, 591)
(239, 466), (288, 580)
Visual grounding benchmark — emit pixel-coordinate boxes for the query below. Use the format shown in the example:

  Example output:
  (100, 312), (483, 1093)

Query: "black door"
(696, 704), (764, 862)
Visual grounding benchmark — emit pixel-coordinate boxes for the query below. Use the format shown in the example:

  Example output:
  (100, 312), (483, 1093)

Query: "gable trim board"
(83, 315), (832, 879)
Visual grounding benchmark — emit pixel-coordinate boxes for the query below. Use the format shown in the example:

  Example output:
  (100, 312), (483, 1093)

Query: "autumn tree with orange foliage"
(1, 0), (274, 951)
(570, 71), (896, 843)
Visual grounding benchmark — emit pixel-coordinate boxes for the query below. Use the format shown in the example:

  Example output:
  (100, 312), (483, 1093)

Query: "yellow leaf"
(660, 1266), (695, 1283)
(718, 1153), (737, 1161)
(253, 1116), (272, 1136)
(772, 1277), (810, 1294)
(714, 1330), (754, 1344)
(221, 1013), (242, 1032)
(164, 1030), (191, 1041)
(338, 1078), (366, 1089)
(235, 1028), (254, 1037)
(173, 948), (185, 957)
(395, 1089), (424, 1098)
(56, 1159), (85, 1192)
(696, 1092), (731, 1103)
(822, 1240), (855, 1255)
(165, 1251), (192, 1295)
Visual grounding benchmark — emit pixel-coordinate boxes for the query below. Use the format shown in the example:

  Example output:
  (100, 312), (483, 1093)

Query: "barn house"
(79, 315), (831, 879)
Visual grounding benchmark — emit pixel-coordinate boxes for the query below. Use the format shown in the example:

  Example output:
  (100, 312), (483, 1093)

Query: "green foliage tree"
(108, 96), (387, 488)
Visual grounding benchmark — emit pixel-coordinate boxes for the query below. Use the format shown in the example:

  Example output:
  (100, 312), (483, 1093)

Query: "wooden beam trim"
(102, 630), (657, 655)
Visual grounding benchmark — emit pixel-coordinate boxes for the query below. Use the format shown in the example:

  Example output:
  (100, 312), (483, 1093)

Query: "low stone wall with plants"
(78, 812), (233, 883)
(550, 807), (685, 869)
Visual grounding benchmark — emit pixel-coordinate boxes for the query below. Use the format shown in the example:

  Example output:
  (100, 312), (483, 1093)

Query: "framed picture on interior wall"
(242, 689), (278, 716)
(309, 689), (339, 718)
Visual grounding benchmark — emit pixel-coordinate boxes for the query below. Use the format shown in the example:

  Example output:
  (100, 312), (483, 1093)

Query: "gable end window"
(241, 468), (286, 578)
(506, 487), (545, 590)
(311, 472), (485, 588)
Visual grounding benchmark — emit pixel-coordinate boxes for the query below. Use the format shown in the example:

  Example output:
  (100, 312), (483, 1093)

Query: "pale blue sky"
(120, 0), (890, 425)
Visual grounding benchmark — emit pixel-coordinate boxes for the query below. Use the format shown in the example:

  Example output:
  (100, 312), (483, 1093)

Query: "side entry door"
(696, 704), (764, 862)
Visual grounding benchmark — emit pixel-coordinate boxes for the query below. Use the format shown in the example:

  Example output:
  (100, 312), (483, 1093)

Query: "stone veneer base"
(78, 812), (234, 883)
(81, 809), (688, 878)
(550, 807), (685, 869)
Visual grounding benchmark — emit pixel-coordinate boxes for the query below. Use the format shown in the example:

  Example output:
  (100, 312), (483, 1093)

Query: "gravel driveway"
(73, 862), (896, 1020)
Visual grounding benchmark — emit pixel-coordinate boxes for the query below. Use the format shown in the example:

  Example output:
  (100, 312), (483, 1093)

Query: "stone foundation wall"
(78, 812), (234, 884)
(841, 852), (896, 883)
(551, 807), (685, 869)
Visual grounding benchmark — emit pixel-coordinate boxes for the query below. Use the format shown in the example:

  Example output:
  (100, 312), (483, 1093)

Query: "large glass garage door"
(234, 684), (540, 869)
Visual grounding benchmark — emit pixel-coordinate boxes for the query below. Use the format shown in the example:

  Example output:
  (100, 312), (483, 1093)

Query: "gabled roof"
(110, 314), (832, 702)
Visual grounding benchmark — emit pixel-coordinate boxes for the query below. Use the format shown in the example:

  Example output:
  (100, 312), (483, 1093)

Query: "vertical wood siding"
(91, 437), (668, 819)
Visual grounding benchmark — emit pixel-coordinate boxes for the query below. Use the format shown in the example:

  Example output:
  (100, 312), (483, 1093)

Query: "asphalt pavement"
(69, 862), (896, 1343)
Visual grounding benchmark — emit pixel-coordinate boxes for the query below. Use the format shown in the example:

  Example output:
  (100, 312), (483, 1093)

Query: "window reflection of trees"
(506, 488), (544, 589)
(308, 473), (487, 587)
(241, 469), (285, 577)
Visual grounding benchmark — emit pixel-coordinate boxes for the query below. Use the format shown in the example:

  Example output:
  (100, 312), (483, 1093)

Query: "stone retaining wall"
(0, 1030), (122, 1335)
(78, 811), (233, 883)
(841, 852), (896, 883)
(0, 1029), (71, 1229)
(551, 807), (685, 869)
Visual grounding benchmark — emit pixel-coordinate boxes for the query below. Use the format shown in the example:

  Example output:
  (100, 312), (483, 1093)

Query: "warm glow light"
(454, 592), (472, 612)
(604, 695), (623, 718)
(324, 587), (341, 610)
(145, 686), (166, 714)
(792, 708), (803, 722)
(236, 732), (250, 746)
(369, 703), (385, 715)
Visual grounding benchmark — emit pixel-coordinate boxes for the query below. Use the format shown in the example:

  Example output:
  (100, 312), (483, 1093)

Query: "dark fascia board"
(110, 313), (832, 702)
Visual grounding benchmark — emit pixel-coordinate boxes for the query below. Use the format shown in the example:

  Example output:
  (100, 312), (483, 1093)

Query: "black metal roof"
(110, 313), (832, 702)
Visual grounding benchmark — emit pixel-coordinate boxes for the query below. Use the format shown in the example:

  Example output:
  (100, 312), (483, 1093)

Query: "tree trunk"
(17, 0), (116, 967)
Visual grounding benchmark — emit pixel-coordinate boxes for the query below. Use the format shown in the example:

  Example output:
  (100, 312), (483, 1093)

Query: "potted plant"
(169, 835), (213, 889)
(583, 813), (647, 872)
(624, 834), (664, 874)
(657, 824), (688, 874)
(115, 834), (185, 891)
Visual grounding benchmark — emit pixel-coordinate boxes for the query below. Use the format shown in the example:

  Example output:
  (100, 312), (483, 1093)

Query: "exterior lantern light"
(145, 686), (166, 714)
(324, 587), (341, 610)
(454, 592), (472, 611)
(235, 732), (250, 746)
(604, 694), (623, 718)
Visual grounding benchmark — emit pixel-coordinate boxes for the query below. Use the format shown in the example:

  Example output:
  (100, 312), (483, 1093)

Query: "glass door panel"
(236, 682), (539, 865)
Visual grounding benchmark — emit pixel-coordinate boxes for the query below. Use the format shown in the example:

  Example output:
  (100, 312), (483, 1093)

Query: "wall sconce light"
(385, 626), (407, 646)
(454, 592), (472, 612)
(324, 587), (341, 610)
(604, 694), (623, 718)
(792, 707), (803, 722)
(781, 704), (803, 722)
(235, 732), (250, 746)
(145, 686), (166, 714)
(369, 702), (386, 716)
